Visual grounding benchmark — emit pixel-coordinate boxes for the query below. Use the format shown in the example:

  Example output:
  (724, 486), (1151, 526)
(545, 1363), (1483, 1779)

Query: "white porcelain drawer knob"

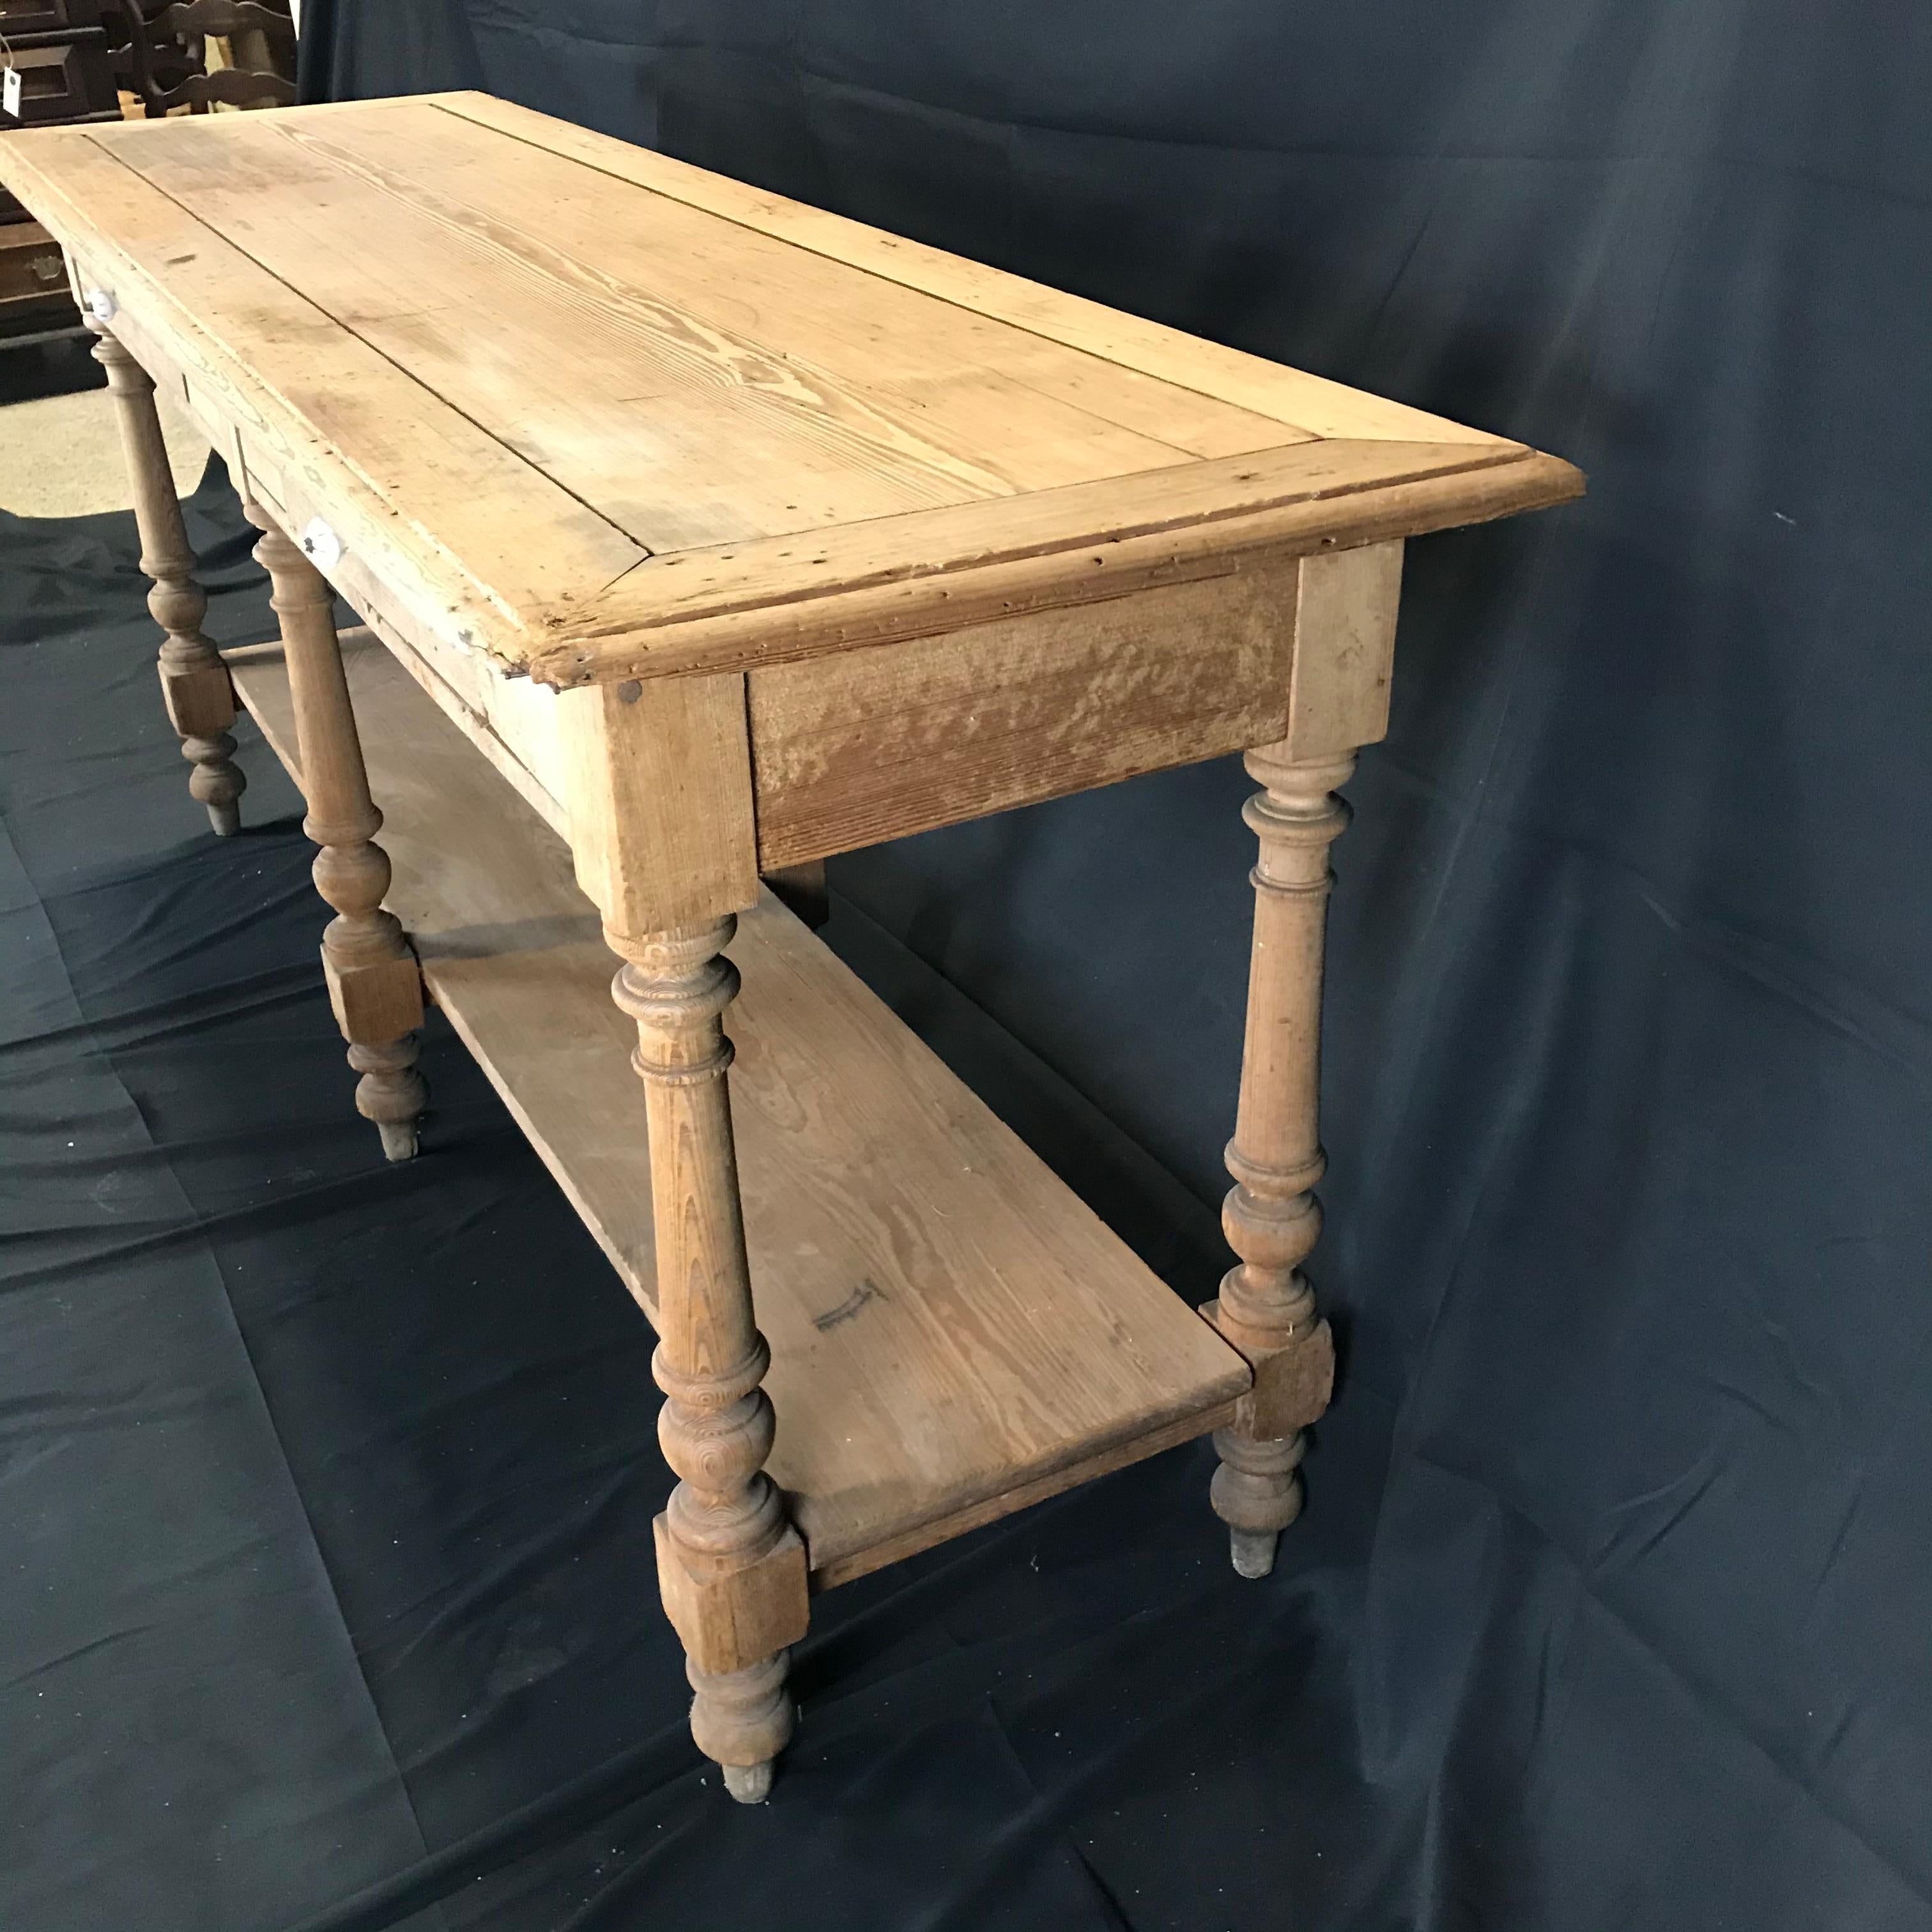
(300, 518), (343, 571)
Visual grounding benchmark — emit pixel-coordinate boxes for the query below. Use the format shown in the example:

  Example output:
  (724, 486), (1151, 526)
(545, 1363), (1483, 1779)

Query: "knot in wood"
(1225, 1140), (1324, 1201)
(664, 1399), (784, 1514)
(1221, 1184), (1321, 1282)
(653, 1332), (771, 1412)
(611, 952), (740, 1036)
(664, 1450), (785, 1554)
(311, 838), (394, 919)
(687, 1650), (794, 1768)
(1242, 787), (1351, 849)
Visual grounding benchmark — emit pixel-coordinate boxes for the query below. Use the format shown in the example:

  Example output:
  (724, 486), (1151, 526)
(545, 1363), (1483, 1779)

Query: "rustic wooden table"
(0, 93), (1580, 1802)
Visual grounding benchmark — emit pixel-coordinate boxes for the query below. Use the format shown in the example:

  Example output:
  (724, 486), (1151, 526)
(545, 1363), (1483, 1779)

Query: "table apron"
(86, 272), (1402, 877)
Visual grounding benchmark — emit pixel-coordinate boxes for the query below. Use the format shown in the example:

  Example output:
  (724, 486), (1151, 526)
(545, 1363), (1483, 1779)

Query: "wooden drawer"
(0, 41), (118, 123)
(0, 216), (71, 314)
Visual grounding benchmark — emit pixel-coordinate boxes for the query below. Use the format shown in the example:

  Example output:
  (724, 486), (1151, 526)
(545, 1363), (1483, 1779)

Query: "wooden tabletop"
(0, 93), (1579, 691)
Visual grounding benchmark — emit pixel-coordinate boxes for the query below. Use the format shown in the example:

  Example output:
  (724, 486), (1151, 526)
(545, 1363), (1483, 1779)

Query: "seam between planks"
(268, 115), (1238, 482)
(75, 125), (658, 577)
(422, 95), (1404, 446)
(268, 112), (1221, 498)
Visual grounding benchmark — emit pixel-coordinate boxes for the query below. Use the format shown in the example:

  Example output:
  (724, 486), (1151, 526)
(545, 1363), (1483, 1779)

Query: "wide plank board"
(93, 107), (1307, 551)
(0, 121), (646, 670)
(434, 92), (1517, 448)
(291, 109), (1308, 462)
(229, 636), (1248, 1588)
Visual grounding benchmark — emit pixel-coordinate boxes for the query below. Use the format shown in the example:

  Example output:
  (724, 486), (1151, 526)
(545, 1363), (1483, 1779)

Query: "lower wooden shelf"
(229, 635), (1250, 1591)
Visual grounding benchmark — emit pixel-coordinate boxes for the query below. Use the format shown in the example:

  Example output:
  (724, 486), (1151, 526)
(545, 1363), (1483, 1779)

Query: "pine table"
(0, 94), (1581, 1802)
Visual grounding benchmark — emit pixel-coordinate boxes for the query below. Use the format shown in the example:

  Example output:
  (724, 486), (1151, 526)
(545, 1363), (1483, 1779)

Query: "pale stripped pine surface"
(229, 635), (1249, 1588)
(94, 101), (1308, 551)
(0, 94), (1580, 686)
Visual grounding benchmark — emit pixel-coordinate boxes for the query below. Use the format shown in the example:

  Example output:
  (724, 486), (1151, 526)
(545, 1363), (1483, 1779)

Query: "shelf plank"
(229, 636), (1249, 1589)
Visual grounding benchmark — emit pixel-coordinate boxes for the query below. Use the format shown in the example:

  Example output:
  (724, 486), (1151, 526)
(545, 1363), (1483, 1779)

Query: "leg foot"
(349, 1037), (427, 1161)
(1210, 1425), (1305, 1579)
(723, 1759), (775, 1805)
(1229, 1526), (1280, 1579)
(689, 1651), (795, 1802)
(185, 728), (246, 834)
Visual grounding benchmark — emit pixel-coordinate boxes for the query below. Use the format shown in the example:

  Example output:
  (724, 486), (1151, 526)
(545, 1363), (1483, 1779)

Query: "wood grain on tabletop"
(0, 95), (1581, 688)
(0, 126), (645, 663)
(86, 101), (1308, 549)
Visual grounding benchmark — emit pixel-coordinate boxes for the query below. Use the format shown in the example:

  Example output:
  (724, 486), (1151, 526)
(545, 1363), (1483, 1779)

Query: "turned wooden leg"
(91, 323), (246, 836)
(610, 917), (809, 1802)
(1203, 746), (1352, 1577)
(247, 502), (427, 1161)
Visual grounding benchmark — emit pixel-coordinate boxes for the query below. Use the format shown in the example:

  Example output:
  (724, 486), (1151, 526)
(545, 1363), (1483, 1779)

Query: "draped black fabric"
(6, 4), (1927, 1926)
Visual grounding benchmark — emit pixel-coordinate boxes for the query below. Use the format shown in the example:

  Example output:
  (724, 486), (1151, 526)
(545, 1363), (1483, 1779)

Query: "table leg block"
(158, 655), (239, 740)
(1199, 1297), (1335, 1440)
(322, 947), (425, 1045)
(654, 1515), (811, 1677)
